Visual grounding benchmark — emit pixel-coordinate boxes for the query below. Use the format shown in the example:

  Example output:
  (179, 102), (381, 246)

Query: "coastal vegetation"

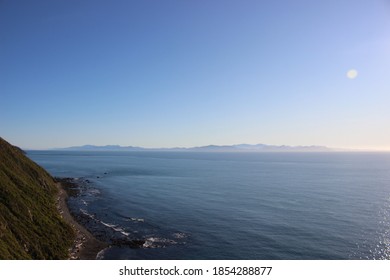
(0, 137), (74, 259)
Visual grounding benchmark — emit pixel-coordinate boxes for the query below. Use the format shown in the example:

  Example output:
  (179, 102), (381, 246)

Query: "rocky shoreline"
(55, 178), (107, 259)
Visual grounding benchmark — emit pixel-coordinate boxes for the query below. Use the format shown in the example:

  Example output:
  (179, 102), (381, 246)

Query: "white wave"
(172, 232), (188, 239)
(100, 221), (130, 236)
(143, 237), (177, 248)
(113, 227), (130, 236)
(79, 208), (94, 219)
(87, 189), (101, 195)
(100, 221), (117, 228)
(129, 217), (144, 222)
(96, 247), (110, 260)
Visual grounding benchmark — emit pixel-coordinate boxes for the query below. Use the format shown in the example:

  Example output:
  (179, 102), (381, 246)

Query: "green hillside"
(0, 137), (74, 259)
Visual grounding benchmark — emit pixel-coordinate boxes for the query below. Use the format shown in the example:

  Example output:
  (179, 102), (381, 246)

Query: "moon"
(347, 69), (358, 79)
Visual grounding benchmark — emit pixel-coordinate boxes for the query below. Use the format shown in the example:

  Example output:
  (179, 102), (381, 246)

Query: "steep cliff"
(0, 137), (74, 259)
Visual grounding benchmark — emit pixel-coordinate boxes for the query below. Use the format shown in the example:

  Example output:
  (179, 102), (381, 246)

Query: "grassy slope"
(0, 137), (74, 259)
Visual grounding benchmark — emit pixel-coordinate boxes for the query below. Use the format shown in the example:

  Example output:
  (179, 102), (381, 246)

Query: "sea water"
(27, 151), (390, 259)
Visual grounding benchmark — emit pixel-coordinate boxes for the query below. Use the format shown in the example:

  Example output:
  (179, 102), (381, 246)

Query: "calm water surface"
(28, 151), (390, 259)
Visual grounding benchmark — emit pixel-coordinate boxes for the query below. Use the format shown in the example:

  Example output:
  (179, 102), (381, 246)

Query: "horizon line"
(22, 143), (390, 153)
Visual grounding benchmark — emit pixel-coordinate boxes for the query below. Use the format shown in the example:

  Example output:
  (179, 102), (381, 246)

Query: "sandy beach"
(56, 181), (107, 260)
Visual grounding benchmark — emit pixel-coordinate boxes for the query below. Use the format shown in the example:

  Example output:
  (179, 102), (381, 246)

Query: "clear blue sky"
(1, 0), (389, 150)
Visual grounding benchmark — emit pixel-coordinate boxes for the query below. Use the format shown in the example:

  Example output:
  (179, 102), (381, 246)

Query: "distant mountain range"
(55, 144), (332, 152)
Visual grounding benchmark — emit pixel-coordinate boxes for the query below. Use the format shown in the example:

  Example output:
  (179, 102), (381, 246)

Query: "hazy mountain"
(56, 144), (332, 152)
(59, 145), (144, 151)
(188, 144), (331, 152)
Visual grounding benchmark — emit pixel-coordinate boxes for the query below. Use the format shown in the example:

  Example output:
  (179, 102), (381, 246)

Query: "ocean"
(27, 151), (390, 260)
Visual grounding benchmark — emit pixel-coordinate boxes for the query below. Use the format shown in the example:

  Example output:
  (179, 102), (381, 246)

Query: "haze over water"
(28, 151), (390, 259)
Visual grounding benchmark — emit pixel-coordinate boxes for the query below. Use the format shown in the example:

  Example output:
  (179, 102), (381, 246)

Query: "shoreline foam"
(56, 179), (107, 260)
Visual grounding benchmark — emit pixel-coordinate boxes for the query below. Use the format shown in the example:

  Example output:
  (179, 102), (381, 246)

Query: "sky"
(1, 0), (390, 150)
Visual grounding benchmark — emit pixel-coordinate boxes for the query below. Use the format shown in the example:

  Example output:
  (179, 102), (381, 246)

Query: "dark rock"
(112, 239), (145, 248)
